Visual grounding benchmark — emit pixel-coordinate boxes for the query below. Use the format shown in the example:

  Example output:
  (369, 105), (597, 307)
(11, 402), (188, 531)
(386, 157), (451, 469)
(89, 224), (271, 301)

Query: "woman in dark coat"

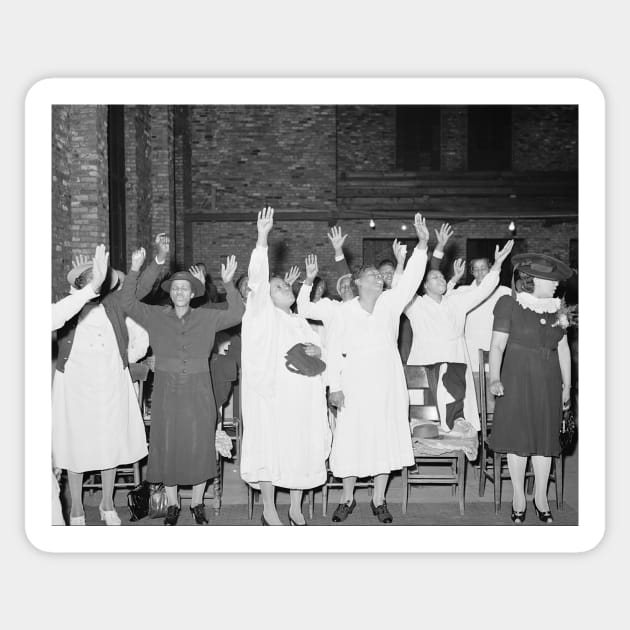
(121, 247), (244, 525)
(488, 253), (573, 525)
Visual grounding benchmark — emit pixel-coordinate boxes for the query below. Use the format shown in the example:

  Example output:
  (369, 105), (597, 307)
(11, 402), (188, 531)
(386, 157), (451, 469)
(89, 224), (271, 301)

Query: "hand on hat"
(131, 247), (146, 272)
(284, 265), (301, 287)
(221, 255), (238, 284)
(89, 244), (109, 293)
(304, 254), (318, 284)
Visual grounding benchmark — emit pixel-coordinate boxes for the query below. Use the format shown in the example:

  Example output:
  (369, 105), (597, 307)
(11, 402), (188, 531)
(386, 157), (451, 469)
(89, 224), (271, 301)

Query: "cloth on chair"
(411, 419), (479, 461)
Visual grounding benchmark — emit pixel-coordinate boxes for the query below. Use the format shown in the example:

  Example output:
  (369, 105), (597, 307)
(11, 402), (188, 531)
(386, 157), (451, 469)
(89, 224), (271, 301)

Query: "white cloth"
(326, 246), (428, 477)
(52, 305), (148, 472)
(51, 285), (98, 330)
(126, 316), (150, 363)
(404, 270), (500, 431)
(452, 281), (511, 371)
(240, 246), (331, 490)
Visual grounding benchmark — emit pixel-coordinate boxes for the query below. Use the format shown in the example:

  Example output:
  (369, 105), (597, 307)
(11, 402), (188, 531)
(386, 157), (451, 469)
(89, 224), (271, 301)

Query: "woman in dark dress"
(489, 253), (573, 524)
(121, 247), (244, 525)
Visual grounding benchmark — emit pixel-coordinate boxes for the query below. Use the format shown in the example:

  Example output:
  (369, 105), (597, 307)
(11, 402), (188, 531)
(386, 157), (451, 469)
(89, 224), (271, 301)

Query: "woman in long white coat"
(240, 207), (331, 526)
(326, 213), (430, 524)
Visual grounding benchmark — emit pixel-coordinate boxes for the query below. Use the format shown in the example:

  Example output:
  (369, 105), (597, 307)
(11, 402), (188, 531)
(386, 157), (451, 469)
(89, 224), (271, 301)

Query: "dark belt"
(155, 356), (209, 375)
(508, 342), (558, 360)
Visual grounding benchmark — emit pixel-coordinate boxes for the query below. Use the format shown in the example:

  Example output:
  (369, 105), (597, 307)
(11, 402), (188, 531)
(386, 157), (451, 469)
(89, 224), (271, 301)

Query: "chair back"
(404, 364), (440, 423)
(478, 350), (495, 441)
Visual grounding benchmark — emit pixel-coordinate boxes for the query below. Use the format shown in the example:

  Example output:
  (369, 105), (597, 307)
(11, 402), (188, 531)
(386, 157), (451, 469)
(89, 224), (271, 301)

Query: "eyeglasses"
(362, 271), (383, 280)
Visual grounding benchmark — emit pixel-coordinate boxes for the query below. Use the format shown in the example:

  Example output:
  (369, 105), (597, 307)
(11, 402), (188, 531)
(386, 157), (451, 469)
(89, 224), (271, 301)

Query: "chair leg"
(308, 489), (314, 520)
(479, 441), (486, 497)
(457, 453), (466, 516)
(402, 466), (409, 514)
(322, 479), (328, 517)
(493, 452), (502, 513)
(248, 485), (253, 520)
(133, 461), (141, 486)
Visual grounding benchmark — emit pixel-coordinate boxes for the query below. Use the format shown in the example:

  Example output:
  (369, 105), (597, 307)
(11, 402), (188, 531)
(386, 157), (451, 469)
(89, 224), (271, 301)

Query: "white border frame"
(26, 78), (604, 553)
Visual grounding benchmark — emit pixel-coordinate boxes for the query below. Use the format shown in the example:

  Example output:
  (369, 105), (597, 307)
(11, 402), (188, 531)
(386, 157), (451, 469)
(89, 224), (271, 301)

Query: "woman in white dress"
(326, 213), (430, 524)
(404, 240), (514, 433)
(240, 207), (331, 526)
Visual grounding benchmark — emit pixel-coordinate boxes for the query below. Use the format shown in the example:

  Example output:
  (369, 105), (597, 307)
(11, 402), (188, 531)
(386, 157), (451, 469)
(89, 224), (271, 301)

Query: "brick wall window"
(395, 105), (441, 171)
(107, 105), (126, 270)
(467, 106), (512, 171)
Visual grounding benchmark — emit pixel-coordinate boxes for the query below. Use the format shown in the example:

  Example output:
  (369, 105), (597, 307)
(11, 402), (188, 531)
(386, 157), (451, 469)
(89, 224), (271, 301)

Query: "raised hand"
(284, 265), (301, 287)
(90, 244), (110, 293)
(221, 255), (238, 284)
(492, 239), (515, 269)
(155, 233), (170, 263)
(257, 206), (274, 234)
(414, 213), (430, 247)
(327, 225), (348, 256)
(392, 239), (408, 266)
(304, 254), (319, 284)
(452, 258), (466, 282)
(72, 253), (91, 269)
(131, 247), (146, 272)
(189, 264), (206, 285)
(434, 223), (454, 254)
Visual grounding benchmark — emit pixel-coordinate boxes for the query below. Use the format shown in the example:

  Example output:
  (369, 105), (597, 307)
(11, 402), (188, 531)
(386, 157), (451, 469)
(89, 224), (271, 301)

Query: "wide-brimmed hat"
(511, 253), (573, 281)
(336, 273), (352, 297)
(160, 271), (205, 297)
(67, 263), (120, 290)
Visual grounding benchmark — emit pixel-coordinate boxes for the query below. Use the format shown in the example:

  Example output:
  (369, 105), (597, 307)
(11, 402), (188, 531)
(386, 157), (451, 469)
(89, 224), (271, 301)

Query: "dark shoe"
(511, 506), (527, 524)
(288, 510), (307, 526)
(261, 514), (269, 526)
(370, 499), (393, 524)
(533, 498), (553, 523)
(332, 499), (356, 523)
(189, 503), (208, 525)
(164, 505), (180, 526)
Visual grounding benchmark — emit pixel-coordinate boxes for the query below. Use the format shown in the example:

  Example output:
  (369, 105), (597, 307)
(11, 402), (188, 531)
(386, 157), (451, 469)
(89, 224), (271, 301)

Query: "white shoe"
(99, 502), (121, 526)
(70, 515), (85, 526)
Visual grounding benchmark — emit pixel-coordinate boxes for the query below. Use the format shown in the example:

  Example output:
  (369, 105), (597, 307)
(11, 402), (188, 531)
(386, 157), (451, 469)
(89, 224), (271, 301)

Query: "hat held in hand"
(284, 343), (326, 377)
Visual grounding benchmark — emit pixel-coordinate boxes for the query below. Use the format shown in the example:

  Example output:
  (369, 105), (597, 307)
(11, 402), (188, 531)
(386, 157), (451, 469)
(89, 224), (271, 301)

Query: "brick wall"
(513, 105), (578, 171)
(337, 105), (396, 173)
(190, 105), (337, 213)
(441, 106), (467, 171)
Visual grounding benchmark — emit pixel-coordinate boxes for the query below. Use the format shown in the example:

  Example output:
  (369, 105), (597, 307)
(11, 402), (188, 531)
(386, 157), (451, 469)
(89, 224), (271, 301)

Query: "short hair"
(235, 274), (248, 292)
(351, 264), (378, 294)
(310, 276), (328, 300)
(514, 270), (535, 293)
(378, 259), (396, 270)
(74, 268), (92, 290)
(470, 258), (490, 271)
(420, 268), (444, 295)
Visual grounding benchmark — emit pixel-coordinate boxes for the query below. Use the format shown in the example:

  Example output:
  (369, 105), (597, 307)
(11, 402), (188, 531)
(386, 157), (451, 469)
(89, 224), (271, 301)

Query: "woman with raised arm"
(404, 236), (514, 433)
(325, 214), (430, 524)
(120, 247), (244, 526)
(240, 207), (331, 526)
(489, 254), (573, 524)
(52, 236), (169, 525)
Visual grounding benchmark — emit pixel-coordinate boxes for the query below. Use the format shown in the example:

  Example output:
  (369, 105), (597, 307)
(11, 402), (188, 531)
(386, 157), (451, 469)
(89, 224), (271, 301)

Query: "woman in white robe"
(240, 207), (331, 526)
(325, 214), (430, 524)
(404, 241), (514, 432)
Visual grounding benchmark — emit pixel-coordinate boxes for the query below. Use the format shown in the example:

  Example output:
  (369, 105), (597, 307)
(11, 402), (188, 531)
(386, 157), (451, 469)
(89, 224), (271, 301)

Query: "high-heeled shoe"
(288, 511), (307, 526)
(510, 506), (526, 524)
(99, 501), (121, 526)
(69, 514), (85, 526)
(189, 503), (209, 525)
(533, 498), (553, 523)
(164, 505), (180, 526)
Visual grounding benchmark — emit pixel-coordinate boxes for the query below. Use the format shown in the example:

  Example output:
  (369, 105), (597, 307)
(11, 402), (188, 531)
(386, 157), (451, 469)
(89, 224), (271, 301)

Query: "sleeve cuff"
(155, 257), (165, 265)
(334, 254), (345, 262)
(433, 250), (444, 259)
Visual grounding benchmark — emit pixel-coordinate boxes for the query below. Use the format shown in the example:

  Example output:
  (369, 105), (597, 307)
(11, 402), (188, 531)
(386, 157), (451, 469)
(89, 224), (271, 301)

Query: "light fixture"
(508, 220), (516, 233)
(369, 218), (376, 229)
(401, 223), (407, 231)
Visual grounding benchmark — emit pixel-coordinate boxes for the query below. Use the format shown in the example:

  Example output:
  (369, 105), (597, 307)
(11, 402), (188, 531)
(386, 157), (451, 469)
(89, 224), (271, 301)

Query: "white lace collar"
(515, 292), (560, 314)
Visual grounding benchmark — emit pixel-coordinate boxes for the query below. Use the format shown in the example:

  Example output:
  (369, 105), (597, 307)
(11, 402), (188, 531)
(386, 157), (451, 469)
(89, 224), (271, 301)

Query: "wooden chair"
(402, 365), (467, 516)
(477, 350), (564, 511)
(83, 362), (148, 495)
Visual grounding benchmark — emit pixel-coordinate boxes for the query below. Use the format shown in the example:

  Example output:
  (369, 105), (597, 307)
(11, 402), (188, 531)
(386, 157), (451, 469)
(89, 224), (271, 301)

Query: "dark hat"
(67, 262), (119, 290)
(511, 253), (573, 281)
(412, 422), (441, 439)
(284, 343), (327, 377)
(161, 271), (205, 297)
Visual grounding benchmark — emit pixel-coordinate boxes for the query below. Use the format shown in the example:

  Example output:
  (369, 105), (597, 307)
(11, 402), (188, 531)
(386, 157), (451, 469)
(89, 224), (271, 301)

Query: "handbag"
(148, 483), (169, 519)
(559, 407), (577, 453)
(284, 343), (326, 377)
(127, 481), (150, 522)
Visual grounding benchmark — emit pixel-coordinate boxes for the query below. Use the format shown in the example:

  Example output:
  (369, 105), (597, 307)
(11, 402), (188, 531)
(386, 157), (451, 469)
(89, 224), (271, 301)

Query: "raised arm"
(452, 241), (514, 313)
(385, 213), (430, 314)
(214, 255), (245, 331)
(430, 222), (453, 271)
(328, 225), (352, 278)
(297, 254), (336, 323)
(136, 233), (169, 300)
(246, 207), (274, 316)
(120, 248), (159, 327)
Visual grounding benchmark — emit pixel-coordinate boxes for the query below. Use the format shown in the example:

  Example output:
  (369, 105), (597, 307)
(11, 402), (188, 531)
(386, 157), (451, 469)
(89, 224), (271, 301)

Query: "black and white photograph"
(26, 78), (603, 553)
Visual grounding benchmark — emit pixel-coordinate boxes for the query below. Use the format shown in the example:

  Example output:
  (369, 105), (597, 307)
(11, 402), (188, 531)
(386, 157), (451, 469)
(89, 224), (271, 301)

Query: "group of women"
(51, 208), (574, 526)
